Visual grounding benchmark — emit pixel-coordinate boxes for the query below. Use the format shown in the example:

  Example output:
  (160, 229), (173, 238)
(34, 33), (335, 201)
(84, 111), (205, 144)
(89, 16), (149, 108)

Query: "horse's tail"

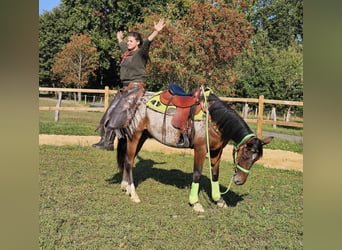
(117, 137), (127, 173)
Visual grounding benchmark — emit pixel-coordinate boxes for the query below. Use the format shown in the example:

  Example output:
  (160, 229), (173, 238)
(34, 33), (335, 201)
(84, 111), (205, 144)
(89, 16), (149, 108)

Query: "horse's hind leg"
(117, 138), (129, 192)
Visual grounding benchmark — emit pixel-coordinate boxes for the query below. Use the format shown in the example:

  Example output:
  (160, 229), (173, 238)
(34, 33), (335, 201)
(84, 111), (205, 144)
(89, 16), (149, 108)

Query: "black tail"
(117, 137), (127, 173)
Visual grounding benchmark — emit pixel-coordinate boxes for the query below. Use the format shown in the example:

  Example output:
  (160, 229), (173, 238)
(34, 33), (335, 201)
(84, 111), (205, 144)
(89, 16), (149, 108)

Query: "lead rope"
(201, 86), (234, 195)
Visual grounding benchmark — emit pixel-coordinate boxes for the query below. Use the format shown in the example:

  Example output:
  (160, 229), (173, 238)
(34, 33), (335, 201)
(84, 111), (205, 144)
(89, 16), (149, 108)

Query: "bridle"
(232, 133), (256, 174)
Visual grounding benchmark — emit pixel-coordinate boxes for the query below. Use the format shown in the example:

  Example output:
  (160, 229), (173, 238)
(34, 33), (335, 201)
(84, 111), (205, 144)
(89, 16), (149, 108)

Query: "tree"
(246, 0), (303, 48)
(234, 31), (303, 101)
(39, 7), (71, 87)
(133, 1), (252, 95)
(52, 34), (99, 101)
(233, 0), (303, 101)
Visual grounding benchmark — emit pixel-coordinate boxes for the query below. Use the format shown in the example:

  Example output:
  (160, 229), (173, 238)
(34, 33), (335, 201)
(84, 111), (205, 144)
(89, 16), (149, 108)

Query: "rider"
(92, 19), (166, 150)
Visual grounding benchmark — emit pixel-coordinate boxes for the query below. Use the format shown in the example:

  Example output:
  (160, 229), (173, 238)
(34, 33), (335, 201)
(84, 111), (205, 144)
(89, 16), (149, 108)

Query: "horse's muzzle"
(233, 173), (245, 185)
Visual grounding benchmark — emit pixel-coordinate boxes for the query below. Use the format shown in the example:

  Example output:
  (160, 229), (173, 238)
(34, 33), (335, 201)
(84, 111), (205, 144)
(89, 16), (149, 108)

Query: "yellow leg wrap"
(211, 181), (221, 201)
(189, 182), (199, 204)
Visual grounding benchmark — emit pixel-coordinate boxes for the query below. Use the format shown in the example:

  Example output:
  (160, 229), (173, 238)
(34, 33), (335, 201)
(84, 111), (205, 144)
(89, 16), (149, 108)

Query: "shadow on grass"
(106, 155), (245, 207)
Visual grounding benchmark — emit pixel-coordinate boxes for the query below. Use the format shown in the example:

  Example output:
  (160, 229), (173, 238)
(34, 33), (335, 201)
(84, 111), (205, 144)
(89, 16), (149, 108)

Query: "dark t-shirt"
(119, 39), (151, 86)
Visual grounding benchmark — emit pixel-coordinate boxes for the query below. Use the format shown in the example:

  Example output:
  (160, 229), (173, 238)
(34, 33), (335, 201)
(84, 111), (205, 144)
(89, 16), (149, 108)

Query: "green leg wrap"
(211, 181), (221, 202)
(189, 182), (199, 204)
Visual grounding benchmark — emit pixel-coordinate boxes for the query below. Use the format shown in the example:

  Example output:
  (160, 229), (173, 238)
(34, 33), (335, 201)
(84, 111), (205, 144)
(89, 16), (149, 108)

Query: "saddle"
(159, 84), (204, 133)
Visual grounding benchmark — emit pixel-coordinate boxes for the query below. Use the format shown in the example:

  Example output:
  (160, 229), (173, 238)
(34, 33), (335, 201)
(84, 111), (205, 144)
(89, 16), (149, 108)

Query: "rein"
(201, 86), (234, 195)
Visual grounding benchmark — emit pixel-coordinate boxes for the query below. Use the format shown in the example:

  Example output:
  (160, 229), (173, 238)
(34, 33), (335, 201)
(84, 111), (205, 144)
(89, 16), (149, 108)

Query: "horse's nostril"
(234, 177), (244, 185)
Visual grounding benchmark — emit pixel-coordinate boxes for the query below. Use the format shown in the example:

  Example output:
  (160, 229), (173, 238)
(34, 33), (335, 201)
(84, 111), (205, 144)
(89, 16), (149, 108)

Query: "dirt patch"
(39, 134), (303, 172)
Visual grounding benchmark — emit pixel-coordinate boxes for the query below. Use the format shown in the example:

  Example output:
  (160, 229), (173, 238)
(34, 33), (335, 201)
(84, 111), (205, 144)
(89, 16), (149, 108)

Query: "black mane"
(208, 94), (253, 144)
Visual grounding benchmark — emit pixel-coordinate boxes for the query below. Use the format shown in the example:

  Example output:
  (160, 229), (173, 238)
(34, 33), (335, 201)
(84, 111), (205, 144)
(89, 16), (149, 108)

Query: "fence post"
(257, 95), (264, 138)
(54, 91), (62, 122)
(242, 103), (249, 119)
(104, 86), (109, 110)
(271, 106), (277, 129)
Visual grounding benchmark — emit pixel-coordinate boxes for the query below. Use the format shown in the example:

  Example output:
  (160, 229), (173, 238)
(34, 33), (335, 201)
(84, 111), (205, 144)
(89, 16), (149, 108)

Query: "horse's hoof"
(192, 202), (205, 212)
(130, 193), (141, 203)
(216, 198), (228, 208)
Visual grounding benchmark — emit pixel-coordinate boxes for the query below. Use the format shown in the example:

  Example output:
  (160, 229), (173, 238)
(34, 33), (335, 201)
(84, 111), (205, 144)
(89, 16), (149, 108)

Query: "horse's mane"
(208, 94), (254, 144)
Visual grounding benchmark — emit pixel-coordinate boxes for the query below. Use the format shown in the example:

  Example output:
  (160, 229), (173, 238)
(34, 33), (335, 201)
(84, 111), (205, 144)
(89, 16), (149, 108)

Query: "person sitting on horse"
(92, 18), (166, 150)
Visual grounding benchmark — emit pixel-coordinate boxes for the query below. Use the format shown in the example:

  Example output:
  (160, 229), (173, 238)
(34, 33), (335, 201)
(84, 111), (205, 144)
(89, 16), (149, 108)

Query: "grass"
(39, 145), (303, 249)
(248, 122), (303, 137)
(39, 97), (303, 152)
(39, 98), (103, 135)
(256, 137), (302, 153)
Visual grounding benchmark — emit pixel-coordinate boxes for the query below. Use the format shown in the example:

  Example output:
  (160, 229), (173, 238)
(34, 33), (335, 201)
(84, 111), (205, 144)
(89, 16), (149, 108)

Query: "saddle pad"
(146, 92), (204, 121)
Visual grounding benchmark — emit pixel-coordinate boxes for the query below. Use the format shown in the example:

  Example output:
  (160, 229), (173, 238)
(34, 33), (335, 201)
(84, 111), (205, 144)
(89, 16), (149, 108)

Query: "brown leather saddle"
(160, 84), (204, 133)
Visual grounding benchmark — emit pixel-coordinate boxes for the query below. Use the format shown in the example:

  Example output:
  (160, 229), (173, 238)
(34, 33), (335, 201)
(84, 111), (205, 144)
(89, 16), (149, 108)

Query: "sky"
(39, 0), (61, 14)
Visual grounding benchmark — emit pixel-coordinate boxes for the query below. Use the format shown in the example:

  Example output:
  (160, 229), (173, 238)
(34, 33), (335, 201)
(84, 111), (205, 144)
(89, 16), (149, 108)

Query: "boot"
(176, 132), (190, 148)
(103, 129), (115, 151)
(92, 129), (115, 151)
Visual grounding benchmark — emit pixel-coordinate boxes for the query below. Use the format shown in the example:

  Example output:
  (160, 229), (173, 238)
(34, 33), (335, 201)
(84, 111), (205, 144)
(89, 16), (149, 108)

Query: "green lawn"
(39, 145), (303, 249)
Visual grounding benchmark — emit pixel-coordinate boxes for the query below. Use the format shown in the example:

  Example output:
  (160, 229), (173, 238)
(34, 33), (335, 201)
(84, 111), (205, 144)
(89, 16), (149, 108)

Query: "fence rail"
(39, 87), (303, 138)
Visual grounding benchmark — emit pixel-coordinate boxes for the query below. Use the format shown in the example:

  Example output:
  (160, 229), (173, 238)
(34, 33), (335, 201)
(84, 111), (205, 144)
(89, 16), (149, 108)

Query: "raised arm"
(117, 31), (124, 43)
(147, 18), (166, 42)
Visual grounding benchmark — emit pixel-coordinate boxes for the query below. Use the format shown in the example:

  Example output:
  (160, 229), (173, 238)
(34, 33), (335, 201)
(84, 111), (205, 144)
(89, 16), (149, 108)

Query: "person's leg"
(92, 126), (115, 151)
(92, 91), (123, 150)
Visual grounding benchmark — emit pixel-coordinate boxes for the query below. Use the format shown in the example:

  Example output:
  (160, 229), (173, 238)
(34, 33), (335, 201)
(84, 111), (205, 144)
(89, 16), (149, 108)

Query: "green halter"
(233, 133), (256, 174)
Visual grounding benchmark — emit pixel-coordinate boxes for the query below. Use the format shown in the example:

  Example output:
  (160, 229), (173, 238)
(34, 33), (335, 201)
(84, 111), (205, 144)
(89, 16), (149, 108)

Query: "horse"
(114, 86), (273, 212)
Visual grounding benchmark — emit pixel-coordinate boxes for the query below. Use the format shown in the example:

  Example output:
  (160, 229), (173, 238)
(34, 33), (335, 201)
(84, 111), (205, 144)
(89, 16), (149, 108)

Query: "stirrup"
(176, 133), (190, 148)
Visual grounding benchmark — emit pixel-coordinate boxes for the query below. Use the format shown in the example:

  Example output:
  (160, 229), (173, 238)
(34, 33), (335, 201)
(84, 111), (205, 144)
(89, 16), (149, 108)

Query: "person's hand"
(154, 18), (165, 32)
(117, 31), (123, 41)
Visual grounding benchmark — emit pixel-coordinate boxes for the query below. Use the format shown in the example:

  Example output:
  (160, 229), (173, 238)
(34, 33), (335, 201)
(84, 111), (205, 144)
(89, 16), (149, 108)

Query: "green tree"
(232, 0), (303, 101)
(234, 31), (303, 101)
(39, 7), (70, 87)
(247, 0), (303, 48)
(51, 34), (99, 101)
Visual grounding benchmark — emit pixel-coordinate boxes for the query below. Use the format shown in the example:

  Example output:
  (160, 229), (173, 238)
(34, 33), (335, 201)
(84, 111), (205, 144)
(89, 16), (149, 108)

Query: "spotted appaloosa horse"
(114, 89), (273, 212)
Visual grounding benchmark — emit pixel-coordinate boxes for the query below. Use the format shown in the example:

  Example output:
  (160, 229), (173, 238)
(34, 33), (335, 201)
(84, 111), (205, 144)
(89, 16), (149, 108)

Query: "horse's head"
(233, 136), (273, 185)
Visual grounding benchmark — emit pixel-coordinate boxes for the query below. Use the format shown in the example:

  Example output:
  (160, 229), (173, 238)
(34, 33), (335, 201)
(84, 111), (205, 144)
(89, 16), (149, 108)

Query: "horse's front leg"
(124, 131), (147, 203)
(210, 148), (228, 208)
(124, 162), (140, 203)
(189, 146), (206, 212)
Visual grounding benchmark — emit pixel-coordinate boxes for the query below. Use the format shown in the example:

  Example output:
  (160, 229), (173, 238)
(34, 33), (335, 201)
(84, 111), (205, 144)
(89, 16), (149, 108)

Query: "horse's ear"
(262, 136), (274, 145)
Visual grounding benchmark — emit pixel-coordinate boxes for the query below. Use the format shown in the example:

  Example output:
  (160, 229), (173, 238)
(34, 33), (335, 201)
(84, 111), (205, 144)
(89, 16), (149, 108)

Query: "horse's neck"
(231, 127), (254, 146)
(224, 114), (253, 145)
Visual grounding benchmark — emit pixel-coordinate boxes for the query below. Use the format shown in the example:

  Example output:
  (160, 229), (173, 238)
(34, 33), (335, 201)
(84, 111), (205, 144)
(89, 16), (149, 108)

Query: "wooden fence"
(39, 87), (303, 138)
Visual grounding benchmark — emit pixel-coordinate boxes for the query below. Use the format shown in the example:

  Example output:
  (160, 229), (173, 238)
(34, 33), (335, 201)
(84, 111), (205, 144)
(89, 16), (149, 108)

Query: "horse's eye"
(244, 145), (256, 153)
(247, 142), (254, 148)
